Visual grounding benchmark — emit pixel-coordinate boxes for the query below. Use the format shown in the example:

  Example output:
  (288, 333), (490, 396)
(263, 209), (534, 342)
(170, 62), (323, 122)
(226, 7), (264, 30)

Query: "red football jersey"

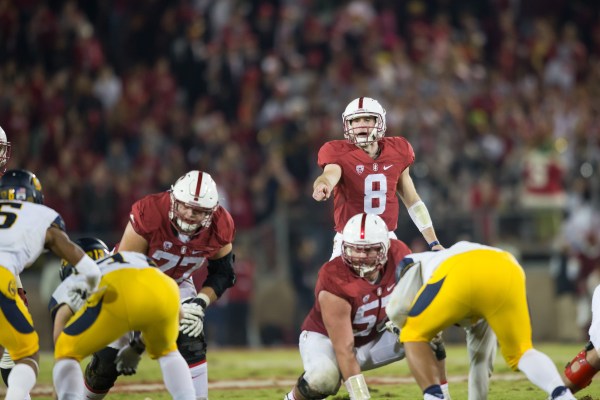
(318, 137), (415, 233)
(128, 192), (235, 286)
(301, 239), (411, 347)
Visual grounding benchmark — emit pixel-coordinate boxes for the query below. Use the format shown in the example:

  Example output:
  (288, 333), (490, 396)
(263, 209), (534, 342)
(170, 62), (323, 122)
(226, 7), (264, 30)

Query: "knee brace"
(296, 375), (330, 400)
(84, 347), (119, 393)
(564, 342), (599, 392)
(176, 331), (207, 366)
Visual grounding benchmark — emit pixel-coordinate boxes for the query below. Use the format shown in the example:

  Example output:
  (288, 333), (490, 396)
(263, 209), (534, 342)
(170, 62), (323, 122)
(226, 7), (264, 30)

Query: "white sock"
(5, 363), (36, 400)
(158, 351), (195, 400)
(284, 391), (296, 400)
(517, 349), (565, 395)
(83, 385), (108, 399)
(441, 382), (451, 399)
(53, 358), (84, 400)
(189, 361), (208, 399)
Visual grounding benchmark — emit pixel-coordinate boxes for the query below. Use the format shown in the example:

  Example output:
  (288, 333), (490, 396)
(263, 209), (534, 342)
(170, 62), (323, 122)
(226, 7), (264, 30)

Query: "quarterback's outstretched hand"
(180, 297), (206, 338)
(312, 182), (331, 201)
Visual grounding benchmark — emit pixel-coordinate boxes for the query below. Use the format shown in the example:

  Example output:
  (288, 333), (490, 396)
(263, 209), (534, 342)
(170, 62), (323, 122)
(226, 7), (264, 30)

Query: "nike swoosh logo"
(383, 165), (393, 170)
(387, 284), (395, 292)
(191, 250), (203, 255)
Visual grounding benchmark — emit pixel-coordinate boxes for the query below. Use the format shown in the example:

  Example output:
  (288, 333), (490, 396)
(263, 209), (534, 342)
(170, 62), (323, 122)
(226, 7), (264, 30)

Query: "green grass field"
(18, 343), (600, 399)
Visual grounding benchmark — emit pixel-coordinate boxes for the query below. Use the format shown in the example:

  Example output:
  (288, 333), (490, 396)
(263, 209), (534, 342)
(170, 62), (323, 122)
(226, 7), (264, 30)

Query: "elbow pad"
(408, 200), (433, 232)
(203, 252), (236, 298)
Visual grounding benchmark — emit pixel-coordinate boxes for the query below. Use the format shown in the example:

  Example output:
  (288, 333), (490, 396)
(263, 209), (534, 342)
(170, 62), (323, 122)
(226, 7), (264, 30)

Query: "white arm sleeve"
(345, 374), (370, 400)
(75, 255), (101, 289)
(407, 200), (433, 232)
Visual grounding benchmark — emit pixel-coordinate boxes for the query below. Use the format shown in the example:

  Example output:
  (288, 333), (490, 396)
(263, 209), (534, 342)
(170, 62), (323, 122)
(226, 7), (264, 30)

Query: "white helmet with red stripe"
(169, 170), (219, 234)
(0, 126), (11, 176)
(342, 97), (387, 145)
(341, 213), (390, 277)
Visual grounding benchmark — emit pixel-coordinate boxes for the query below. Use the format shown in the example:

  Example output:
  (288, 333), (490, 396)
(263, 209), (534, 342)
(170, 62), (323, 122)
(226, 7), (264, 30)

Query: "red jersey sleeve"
(209, 206), (236, 246)
(317, 140), (354, 169)
(129, 193), (167, 241)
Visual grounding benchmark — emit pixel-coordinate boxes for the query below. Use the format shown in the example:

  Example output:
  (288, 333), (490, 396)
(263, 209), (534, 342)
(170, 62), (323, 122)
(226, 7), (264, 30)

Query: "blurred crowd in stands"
(3, 0), (600, 344)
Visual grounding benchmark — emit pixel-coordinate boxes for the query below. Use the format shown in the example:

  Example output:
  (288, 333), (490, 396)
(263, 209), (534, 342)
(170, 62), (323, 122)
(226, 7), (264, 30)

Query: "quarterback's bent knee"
(84, 348), (119, 393)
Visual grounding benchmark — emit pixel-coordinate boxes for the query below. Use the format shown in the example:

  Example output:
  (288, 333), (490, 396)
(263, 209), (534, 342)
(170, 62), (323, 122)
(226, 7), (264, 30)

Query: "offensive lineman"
(82, 170), (235, 400)
(52, 244), (195, 400)
(386, 241), (577, 400)
(285, 213), (448, 400)
(312, 96), (443, 259)
(0, 169), (101, 400)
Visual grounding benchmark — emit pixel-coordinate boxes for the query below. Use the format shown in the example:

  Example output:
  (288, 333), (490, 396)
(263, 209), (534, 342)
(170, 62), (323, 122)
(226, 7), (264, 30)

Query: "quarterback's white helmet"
(0, 126), (11, 175)
(169, 170), (219, 234)
(341, 213), (390, 277)
(342, 97), (386, 145)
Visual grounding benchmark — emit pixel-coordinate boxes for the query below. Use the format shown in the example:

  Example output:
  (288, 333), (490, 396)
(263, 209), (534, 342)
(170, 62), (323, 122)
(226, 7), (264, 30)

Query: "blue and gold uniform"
(387, 241), (577, 400)
(396, 242), (530, 369)
(0, 199), (62, 361)
(54, 251), (181, 360)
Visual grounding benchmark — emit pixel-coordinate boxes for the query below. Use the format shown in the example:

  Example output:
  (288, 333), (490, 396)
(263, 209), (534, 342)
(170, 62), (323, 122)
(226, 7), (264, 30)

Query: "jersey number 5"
(364, 174), (387, 214)
(0, 202), (22, 229)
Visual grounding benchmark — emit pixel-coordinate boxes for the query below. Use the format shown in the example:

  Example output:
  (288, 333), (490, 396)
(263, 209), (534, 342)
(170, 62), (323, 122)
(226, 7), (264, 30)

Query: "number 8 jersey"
(317, 136), (415, 234)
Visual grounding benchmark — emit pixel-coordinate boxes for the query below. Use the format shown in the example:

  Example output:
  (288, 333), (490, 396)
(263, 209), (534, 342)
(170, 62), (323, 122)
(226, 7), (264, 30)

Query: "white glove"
(115, 343), (144, 376)
(65, 277), (89, 312)
(179, 298), (206, 338)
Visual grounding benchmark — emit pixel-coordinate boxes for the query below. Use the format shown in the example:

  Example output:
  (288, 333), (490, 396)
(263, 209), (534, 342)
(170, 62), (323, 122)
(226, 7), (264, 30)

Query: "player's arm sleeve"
(203, 249), (236, 298)
(51, 214), (66, 232)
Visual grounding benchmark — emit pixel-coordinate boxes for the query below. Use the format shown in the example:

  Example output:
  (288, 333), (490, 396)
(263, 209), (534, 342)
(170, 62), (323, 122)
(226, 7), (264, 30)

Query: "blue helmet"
(60, 237), (110, 281)
(0, 169), (44, 204)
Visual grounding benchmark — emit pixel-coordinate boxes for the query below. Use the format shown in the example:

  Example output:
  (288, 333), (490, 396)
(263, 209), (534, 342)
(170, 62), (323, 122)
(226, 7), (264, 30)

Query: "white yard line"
(0, 373), (524, 395)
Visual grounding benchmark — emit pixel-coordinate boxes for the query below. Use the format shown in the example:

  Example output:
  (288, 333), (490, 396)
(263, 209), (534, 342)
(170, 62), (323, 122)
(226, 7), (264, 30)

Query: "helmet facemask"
(0, 127), (11, 176)
(169, 193), (217, 234)
(343, 114), (386, 146)
(342, 97), (387, 146)
(0, 140), (11, 176)
(342, 241), (388, 277)
(168, 171), (219, 235)
(341, 213), (390, 279)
